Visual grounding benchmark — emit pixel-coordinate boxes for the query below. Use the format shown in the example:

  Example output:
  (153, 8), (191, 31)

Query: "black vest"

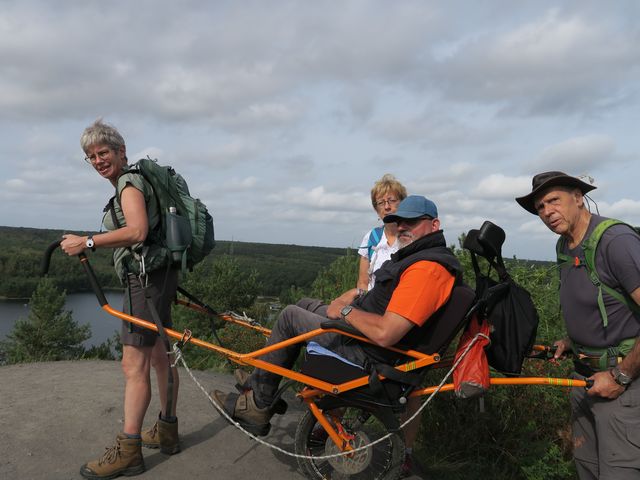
(354, 230), (461, 314)
(352, 230), (462, 363)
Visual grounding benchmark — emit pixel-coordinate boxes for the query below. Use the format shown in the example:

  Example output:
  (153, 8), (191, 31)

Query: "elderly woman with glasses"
(357, 174), (408, 292)
(60, 119), (179, 479)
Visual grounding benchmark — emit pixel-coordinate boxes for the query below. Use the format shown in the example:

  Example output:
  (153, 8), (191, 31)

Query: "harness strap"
(367, 226), (384, 260)
(142, 268), (175, 418)
(572, 337), (636, 371)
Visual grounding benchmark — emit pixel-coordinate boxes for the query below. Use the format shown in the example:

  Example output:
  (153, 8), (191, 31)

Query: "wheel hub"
(325, 430), (373, 474)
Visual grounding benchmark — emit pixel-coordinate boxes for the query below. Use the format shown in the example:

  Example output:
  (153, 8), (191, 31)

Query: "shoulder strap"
(125, 160), (165, 245)
(556, 218), (640, 327)
(582, 219), (625, 273)
(555, 237), (573, 267)
(367, 226), (384, 260)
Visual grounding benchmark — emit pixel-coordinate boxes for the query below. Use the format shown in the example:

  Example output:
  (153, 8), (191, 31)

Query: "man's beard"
(398, 232), (415, 248)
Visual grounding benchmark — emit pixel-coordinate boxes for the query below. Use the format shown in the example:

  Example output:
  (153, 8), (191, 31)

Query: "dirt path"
(0, 360), (307, 480)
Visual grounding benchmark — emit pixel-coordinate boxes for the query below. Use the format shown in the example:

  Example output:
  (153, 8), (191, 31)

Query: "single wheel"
(294, 399), (404, 480)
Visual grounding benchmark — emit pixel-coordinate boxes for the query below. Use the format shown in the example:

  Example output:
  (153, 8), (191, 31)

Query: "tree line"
(0, 225), (346, 299)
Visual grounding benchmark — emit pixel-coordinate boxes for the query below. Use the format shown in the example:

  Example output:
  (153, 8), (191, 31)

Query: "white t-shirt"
(358, 227), (399, 290)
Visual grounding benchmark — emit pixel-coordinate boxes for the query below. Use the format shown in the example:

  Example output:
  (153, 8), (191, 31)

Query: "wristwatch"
(340, 305), (353, 322)
(85, 235), (96, 252)
(611, 366), (632, 387)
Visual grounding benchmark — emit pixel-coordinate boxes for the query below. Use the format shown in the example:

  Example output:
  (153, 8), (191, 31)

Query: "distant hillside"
(0, 226), (349, 299)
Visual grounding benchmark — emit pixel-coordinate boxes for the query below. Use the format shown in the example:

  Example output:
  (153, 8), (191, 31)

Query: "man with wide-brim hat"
(516, 171), (596, 215)
(516, 171), (640, 479)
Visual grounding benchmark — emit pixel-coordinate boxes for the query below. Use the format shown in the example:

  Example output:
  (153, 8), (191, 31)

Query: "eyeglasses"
(84, 148), (111, 164)
(397, 216), (433, 228)
(375, 198), (399, 208)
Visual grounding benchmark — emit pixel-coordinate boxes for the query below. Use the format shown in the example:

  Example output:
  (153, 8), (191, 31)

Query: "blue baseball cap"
(383, 195), (438, 223)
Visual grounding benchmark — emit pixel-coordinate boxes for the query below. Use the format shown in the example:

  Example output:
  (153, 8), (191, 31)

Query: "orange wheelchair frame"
(42, 238), (586, 480)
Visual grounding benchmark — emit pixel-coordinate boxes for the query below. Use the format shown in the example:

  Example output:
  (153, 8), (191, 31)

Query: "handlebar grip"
(41, 240), (62, 275)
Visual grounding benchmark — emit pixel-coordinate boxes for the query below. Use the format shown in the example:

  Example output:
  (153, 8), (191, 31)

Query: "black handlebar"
(42, 240), (62, 276)
(41, 240), (107, 307)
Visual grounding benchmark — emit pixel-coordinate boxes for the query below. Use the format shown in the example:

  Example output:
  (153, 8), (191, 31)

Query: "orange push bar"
(411, 376), (588, 397)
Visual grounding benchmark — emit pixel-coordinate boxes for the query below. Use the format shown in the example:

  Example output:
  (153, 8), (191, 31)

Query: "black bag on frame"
(464, 222), (539, 375)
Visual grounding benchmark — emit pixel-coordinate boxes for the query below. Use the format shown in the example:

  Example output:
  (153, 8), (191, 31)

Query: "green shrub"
(0, 277), (91, 363)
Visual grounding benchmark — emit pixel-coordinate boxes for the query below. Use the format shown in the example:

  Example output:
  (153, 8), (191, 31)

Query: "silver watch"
(611, 366), (632, 387)
(340, 305), (353, 321)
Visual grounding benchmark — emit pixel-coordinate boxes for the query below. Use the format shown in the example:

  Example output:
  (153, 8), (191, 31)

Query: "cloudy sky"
(2, 1), (639, 261)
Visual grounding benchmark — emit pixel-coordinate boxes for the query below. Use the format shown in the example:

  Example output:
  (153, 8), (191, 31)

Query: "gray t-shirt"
(103, 171), (168, 281)
(560, 214), (640, 347)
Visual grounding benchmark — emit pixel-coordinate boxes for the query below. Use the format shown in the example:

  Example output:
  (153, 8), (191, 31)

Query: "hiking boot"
(213, 389), (273, 436)
(80, 433), (145, 479)
(234, 368), (251, 392)
(233, 369), (288, 415)
(141, 414), (180, 455)
(141, 420), (160, 449)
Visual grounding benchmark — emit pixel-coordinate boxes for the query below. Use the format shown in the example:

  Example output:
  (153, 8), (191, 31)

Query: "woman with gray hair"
(61, 119), (180, 479)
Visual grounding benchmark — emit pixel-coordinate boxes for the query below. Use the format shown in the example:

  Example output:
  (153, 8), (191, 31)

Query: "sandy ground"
(0, 360), (307, 480)
(1, 360), (424, 480)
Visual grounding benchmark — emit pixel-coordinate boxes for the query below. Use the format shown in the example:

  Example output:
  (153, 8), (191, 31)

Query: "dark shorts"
(121, 268), (179, 347)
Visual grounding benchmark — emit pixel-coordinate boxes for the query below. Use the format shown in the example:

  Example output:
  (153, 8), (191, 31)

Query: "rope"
(174, 332), (488, 461)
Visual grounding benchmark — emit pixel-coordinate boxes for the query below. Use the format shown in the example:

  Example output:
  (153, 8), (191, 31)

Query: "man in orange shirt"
(214, 195), (462, 435)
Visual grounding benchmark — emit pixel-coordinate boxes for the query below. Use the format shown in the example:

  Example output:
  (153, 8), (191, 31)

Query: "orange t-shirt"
(386, 261), (456, 326)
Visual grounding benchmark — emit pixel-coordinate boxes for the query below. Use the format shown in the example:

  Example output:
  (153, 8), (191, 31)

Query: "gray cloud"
(1, 1), (640, 260)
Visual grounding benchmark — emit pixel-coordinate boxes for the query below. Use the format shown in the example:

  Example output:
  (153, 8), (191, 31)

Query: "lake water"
(0, 292), (125, 348)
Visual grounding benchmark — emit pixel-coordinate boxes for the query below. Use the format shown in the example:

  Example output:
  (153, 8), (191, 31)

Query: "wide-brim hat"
(383, 195), (438, 223)
(515, 171), (596, 215)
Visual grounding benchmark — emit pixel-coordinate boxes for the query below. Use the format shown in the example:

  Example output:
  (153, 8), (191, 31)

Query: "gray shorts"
(121, 268), (179, 347)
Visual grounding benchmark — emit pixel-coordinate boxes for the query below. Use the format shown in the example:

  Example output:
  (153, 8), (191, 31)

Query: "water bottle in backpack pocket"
(166, 206), (192, 270)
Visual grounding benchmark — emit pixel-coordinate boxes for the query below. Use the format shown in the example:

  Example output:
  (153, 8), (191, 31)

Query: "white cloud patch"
(472, 174), (531, 199)
(270, 186), (369, 213)
(533, 134), (615, 172)
(434, 8), (640, 115)
(517, 218), (549, 235)
(218, 176), (259, 192)
(599, 199), (640, 222)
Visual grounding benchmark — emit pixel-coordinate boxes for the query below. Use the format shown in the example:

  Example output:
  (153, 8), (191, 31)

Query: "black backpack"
(464, 221), (539, 375)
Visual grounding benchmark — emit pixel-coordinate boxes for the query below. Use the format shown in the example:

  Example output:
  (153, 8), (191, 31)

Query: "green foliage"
(0, 226), (120, 299)
(279, 285), (307, 305)
(172, 255), (265, 371)
(83, 334), (118, 361)
(209, 240), (347, 296)
(309, 249), (359, 302)
(0, 277), (91, 363)
(0, 226), (345, 299)
(414, 362), (574, 479)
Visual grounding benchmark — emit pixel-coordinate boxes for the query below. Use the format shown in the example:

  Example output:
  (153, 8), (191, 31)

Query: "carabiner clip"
(176, 329), (192, 350)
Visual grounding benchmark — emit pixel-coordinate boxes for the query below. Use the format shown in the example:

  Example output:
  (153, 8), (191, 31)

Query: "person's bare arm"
(326, 290), (414, 347)
(357, 256), (370, 291)
(60, 186), (148, 255)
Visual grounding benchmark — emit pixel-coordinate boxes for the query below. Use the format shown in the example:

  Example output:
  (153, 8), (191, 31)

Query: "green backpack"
(112, 157), (215, 272)
(556, 218), (640, 327)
